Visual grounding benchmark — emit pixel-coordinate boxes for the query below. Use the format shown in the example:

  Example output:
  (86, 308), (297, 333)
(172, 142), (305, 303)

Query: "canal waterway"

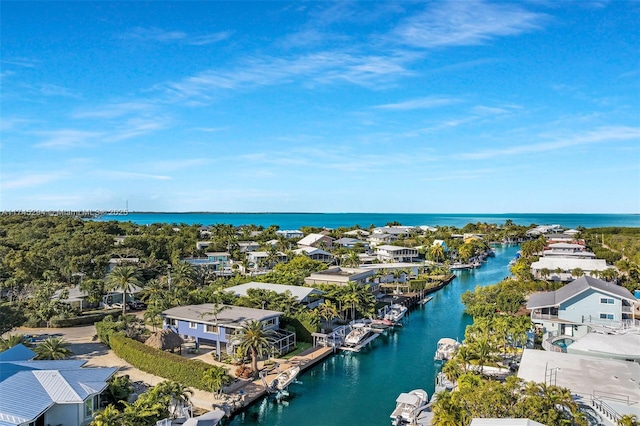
(227, 244), (520, 426)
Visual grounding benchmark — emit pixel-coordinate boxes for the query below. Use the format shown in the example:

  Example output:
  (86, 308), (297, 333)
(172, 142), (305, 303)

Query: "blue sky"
(1, 1), (639, 213)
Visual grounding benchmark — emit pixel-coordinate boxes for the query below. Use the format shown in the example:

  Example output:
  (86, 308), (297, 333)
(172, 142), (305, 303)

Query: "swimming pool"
(552, 337), (575, 350)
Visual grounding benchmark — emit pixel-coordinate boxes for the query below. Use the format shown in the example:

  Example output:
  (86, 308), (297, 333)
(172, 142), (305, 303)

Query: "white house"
(375, 245), (419, 263)
(0, 345), (117, 426)
(530, 257), (609, 281)
(275, 230), (304, 239)
(368, 233), (398, 247)
(297, 233), (334, 249)
(333, 237), (369, 250)
(304, 267), (375, 288)
(237, 241), (260, 252)
(225, 282), (324, 309)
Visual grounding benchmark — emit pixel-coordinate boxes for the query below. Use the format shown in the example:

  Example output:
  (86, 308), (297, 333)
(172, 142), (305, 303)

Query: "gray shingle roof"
(225, 282), (322, 302)
(527, 276), (636, 309)
(162, 304), (283, 327)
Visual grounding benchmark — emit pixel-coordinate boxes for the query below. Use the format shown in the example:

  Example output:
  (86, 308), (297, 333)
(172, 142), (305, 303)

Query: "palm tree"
(171, 262), (197, 290)
(0, 334), (30, 351)
(316, 300), (339, 331)
(343, 250), (361, 268)
(233, 320), (276, 375)
(34, 336), (73, 360)
(152, 381), (193, 419)
(571, 267), (585, 279)
(618, 414), (639, 426)
(202, 367), (229, 396)
(106, 265), (142, 317)
(89, 405), (122, 426)
(539, 268), (551, 281)
(429, 243), (446, 263)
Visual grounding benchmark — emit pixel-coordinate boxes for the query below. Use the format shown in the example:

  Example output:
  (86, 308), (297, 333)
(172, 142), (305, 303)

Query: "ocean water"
(225, 244), (520, 426)
(98, 212), (639, 229)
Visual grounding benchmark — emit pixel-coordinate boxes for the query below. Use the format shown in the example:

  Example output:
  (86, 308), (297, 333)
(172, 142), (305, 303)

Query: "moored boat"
(434, 338), (460, 362)
(267, 365), (300, 392)
(384, 304), (408, 324)
(344, 323), (372, 346)
(390, 389), (429, 425)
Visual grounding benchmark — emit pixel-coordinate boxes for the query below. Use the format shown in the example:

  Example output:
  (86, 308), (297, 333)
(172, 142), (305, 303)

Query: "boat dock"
(339, 332), (380, 352)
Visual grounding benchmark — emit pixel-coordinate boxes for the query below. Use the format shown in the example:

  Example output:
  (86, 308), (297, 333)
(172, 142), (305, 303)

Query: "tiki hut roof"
(145, 329), (184, 351)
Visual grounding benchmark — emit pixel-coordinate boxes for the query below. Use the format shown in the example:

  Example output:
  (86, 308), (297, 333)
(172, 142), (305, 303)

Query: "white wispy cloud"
(160, 50), (415, 102)
(1, 173), (68, 190)
(38, 84), (80, 98)
(34, 129), (103, 148)
(395, 0), (546, 48)
(2, 57), (40, 68)
(458, 126), (640, 160)
(121, 27), (231, 45)
(94, 170), (172, 180)
(73, 102), (156, 119)
(374, 96), (460, 110)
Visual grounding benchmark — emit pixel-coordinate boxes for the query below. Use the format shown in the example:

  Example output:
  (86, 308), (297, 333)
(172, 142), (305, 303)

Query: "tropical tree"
(316, 300), (339, 330)
(89, 404), (122, 426)
(171, 262), (197, 290)
(429, 243), (446, 263)
(34, 336), (73, 360)
(106, 265), (143, 317)
(152, 381), (193, 419)
(342, 250), (361, 268)
(202, 366), (230, 396)
(233, 320), (276, 375)
(0, 334), (30, 351)
(618, 414), (639, 426)
(571, 267), (585, 278)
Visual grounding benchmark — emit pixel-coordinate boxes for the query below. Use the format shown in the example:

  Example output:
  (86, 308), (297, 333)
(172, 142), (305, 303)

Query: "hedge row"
(49, 309), (120, 328)
(109, 333), (225, 391)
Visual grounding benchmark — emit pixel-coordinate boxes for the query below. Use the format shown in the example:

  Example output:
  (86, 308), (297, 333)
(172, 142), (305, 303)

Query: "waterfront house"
(297, 233), (334, 250)
(195, 241), (211, 251)
(542, 243), (596, 259)
(530, 257), (609, 281)
(275, 230), (304, 239)
(527, 276), (638, 342)
(375, 245), (419, 263)
(293, 247), (333, 262)
(0, 344), (117, 426)
(224, 282), (324, 309)
(162, 304), (296, 357)
(304, 267), (375, 288)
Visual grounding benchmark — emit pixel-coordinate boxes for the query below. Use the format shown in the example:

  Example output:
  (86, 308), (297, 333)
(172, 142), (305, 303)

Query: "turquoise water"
(552, 338), (575, 350)
(98, 212), (639, 229)
(225, 244), (520, 426)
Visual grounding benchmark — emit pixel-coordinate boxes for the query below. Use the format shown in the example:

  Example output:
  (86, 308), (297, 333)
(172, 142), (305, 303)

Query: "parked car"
(127, 301), (147, 310)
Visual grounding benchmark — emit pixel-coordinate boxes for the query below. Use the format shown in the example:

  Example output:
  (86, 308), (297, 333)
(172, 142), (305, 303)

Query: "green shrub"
(50, 310), (120, 327)
(109, 333), (229, 391)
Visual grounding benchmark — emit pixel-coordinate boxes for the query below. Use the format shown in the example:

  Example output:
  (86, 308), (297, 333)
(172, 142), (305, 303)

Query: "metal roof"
(0, 344), (35, 362)
(224, 282), (322, 302)
(527, 276), (636, 309)
(162, 304), (283, 326)
(0, 363), (117, 425)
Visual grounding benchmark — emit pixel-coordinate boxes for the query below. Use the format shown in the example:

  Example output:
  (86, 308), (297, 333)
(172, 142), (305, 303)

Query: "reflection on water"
(226, 244), (521, 426)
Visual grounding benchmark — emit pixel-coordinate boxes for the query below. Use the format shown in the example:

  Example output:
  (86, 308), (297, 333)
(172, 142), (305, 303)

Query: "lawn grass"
(281, 342), (312, 359)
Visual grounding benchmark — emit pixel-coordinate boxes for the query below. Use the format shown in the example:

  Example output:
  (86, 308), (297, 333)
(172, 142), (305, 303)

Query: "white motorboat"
(434, 338), (460, 362)
(344, 323), (372, 346)
(384, 304), (408, 324)
(267, 365), (300, 392)
(390, 389), (429, 425)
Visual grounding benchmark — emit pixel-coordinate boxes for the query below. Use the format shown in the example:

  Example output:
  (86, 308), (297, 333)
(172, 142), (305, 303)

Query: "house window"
(600, 298), (614, 304)
(205, 324), (219, 334)
(189, 322), (198, 329)
(262, 318), (277, 328)
(166, 318), (177, 327)
(85, 395), (99, 417)
(599, 313), (614, 320)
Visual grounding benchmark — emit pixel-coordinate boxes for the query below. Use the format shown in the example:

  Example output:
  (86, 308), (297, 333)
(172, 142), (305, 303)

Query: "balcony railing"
(531, 312), (559, 320)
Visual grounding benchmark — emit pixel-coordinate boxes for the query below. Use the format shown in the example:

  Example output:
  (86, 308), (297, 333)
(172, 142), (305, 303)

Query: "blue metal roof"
(0, 344), (35, 362)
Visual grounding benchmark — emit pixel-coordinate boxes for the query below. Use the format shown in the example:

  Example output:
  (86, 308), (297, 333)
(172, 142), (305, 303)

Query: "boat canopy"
(396, 393), (420, 405)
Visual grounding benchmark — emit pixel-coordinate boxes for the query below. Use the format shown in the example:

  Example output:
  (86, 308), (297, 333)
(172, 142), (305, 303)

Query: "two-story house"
(297, 233), (334, 250)
(225, 282), (324, 309)
(162, 304), (296, 358)
(375, 245), (418, 263)
(527, 276), (638, 343)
